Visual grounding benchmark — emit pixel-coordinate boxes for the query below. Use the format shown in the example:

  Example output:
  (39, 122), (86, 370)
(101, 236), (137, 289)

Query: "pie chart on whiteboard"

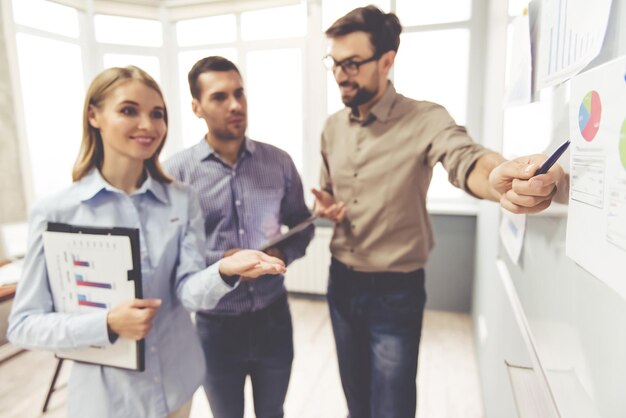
(578, 90), (602, 142)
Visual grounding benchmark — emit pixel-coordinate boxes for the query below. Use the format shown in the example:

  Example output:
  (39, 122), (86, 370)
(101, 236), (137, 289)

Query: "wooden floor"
(0, 296), (483, 418)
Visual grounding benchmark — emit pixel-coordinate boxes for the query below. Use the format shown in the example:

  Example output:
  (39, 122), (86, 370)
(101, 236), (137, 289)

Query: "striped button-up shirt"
(165, 137), (314, 315)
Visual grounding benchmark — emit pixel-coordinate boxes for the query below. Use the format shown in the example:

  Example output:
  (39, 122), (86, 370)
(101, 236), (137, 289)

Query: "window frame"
(5, 0), (488, 213)
(390, 0), (488, 208)
(2, 0), (90, 207)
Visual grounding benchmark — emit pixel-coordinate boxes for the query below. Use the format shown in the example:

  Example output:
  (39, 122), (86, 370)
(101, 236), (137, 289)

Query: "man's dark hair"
(188, 56), (241, 100)
(325, 5), (402, 56)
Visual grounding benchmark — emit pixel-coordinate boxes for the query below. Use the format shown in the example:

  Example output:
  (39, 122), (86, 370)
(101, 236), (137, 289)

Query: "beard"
(340, 81), (378, 109)
(212, 121), (247, 142)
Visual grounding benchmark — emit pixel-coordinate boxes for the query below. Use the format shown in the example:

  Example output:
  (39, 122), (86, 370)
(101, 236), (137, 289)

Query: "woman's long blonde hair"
(72, 66), (171, 183)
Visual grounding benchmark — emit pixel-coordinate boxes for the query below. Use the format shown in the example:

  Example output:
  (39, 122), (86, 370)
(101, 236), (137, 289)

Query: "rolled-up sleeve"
(425, 105), (492, 192)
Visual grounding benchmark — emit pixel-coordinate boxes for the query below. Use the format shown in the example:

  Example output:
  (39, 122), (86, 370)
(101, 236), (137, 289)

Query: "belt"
(330, 257), (424, 291)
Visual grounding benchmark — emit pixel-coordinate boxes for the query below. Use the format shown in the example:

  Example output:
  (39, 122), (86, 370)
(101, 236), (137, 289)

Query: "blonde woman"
(8, 66), (284, 418)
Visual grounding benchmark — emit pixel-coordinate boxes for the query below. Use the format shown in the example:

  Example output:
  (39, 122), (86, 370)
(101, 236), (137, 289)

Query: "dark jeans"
(195, 294), (293, 418)
(327, 258), (427, 418)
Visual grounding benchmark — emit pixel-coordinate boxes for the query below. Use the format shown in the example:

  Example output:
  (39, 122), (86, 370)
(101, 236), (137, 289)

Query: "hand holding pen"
(488, 139), (569, 213)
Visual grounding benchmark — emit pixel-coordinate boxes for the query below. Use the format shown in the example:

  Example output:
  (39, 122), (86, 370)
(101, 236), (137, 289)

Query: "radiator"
(284, 227), (332, 295)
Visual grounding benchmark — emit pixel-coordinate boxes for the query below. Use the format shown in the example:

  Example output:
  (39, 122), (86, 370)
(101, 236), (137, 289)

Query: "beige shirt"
(320, 82), (491, 273)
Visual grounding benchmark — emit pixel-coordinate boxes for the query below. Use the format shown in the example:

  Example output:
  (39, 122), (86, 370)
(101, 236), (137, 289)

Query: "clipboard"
(43, 222), (144, 371)
(258, 215), (317, 251)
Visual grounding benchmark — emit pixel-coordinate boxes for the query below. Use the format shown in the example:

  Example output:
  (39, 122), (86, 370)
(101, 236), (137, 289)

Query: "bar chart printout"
(536, 0), (613, 89)
(42, 225), (143, 370)
(75, 272), (113, 289)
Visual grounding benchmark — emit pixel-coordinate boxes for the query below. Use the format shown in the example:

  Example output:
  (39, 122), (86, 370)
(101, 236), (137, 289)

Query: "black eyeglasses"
(323, 54), (380, 76)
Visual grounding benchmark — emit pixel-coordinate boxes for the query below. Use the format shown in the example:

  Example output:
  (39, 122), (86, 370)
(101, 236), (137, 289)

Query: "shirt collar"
(196, 136), (255, 162)
(76, 168), (168, 204)
(348, 80), (398, 125)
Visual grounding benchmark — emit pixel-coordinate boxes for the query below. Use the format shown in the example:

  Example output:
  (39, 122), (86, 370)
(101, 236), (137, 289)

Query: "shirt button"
(249, 286), (255, 292)
(153, 377), (160, 383)
(239, 229), (245, 235)
(235, 200), (241, 206)
(150, 346), (156, 353)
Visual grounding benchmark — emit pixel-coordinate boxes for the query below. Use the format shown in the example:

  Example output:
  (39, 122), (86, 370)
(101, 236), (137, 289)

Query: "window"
(14, 33), (84, 200)
(94, 15), (162, 47)
(396, 0), (472, 26)
(7, 0), (485, 210)
(176, 14), (237, 47)
(12, 0), (79, 38)
(394, 29), (470, 125)
(241, 4), (305, 41)
(326, 71), (344, 115)
(321, 0), (391, 29)
(508, 0), (531, 16)
(246, 48), (303, 170)
(103, 54), (161, 82)
(392, 1), (479, 204)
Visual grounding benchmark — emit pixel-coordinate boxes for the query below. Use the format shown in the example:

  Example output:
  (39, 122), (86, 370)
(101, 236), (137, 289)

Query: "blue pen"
(534, 139), (570, 175)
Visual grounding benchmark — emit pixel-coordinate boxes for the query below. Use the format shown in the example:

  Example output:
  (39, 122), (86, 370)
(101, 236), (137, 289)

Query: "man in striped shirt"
(165, 56), (314, 418)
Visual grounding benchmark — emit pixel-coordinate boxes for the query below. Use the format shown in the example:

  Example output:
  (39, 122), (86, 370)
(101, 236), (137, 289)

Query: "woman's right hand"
(219, 249), (286, 279)
(106, 298), (162, 341)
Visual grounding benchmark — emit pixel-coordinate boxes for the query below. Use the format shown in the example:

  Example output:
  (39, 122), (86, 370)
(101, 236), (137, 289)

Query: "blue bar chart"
(537, 0), (612, 88)
(77, 293), (107, 309)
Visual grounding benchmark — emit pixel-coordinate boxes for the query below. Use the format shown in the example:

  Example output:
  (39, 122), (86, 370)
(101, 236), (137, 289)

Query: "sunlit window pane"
(326, 71), (344, 115)
(178, 49), (238, 148)
(246, 49), (302, 170)
(94, 15), (162, 47)
(394, 29), (469, 125)
(427, 164), (466, 201)
(321, 0), (391, 30)
(508, 0), (530, 17)
(502, 103), (552, 159)
(15, 34), (84, 200)
(176, 14), (237, 47)
(241, 5), (305, 41)
(396, 0), (471, 26)
(11, 0), (79, 38)
(103, 54), (161, 83)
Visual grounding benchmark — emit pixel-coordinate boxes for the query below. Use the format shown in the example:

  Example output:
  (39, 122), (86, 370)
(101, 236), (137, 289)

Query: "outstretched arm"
(467, 152), (565, 214)
(218, 249), (286, 278)
(176, 191), (285, 312)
